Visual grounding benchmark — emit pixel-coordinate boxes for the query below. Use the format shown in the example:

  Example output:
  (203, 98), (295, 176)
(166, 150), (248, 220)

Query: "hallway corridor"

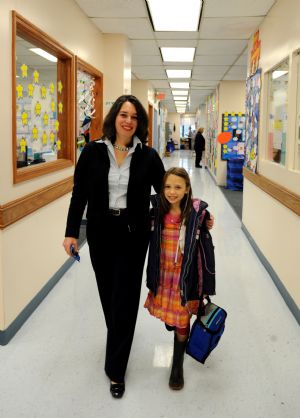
(0, 151), (299, 418)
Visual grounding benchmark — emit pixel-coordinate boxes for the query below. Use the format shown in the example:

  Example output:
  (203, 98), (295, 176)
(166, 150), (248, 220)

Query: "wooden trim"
(0, 177), (73, 229)
(12, 11), (75, 184)
(243, 167), (300, 216)
(76, 57), (103, 141)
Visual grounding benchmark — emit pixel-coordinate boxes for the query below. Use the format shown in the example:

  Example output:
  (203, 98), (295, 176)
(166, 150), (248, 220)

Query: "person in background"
(144, 167), (215, 390)
(187, 126), (193, 150)
(194, 127), (206, 168)
(63, 95), (165, 399)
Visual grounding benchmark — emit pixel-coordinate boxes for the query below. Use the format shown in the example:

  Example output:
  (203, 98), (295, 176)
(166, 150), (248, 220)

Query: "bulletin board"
(221, 113), (246, 160)
(245, 69), (261, 172)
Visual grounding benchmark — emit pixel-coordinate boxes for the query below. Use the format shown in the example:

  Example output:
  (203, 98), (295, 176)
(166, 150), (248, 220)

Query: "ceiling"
(74, 0), (277, 114)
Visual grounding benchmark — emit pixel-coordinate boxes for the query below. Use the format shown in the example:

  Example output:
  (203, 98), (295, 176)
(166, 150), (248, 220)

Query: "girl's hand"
(63, 237), (78, 256)
(206, 214), (214, 230)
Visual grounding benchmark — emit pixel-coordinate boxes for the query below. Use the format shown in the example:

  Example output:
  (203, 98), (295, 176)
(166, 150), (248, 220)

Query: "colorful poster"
(245, 69), (261, 172)
(221, 113), (246, 160)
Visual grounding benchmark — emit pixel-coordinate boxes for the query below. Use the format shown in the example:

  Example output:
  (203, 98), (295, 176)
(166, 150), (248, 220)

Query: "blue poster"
(221, 113), (246, 160)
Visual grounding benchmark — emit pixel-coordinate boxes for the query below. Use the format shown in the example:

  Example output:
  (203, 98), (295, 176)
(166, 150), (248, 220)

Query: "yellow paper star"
(32, 125), (38, 140)
(20, 137), (27, 153)
(49, 82), (55, 94)
(41, 86), (47, 99)
(58, 102), (63, 114)
(42, 131), (48, 144)
(57, 81), (63, 94)
(28, 83), (34, 97)
(16, 84), (23, 99)
(50, 131), (55, 143)
(35, 101), (41, 116)
(21, 63), (28, 78)
(56, 139), (62, 151)
(51, 100), (56, 112)
(43, 112), (49, 126)
(33, 70), (40, 84)
(55, 120), (59, 132)
(21, 111), (28, 126)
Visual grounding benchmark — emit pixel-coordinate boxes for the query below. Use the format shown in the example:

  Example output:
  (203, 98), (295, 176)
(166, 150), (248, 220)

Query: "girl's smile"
(164, 174), (189, 209)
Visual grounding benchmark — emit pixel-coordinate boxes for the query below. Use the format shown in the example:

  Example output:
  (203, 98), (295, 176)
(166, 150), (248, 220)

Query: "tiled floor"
(1, 150), (299, 418)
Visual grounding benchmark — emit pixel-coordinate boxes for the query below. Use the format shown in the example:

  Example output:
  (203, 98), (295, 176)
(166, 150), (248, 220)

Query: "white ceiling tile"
(235, 54), (248, 66)
(194, 55), (239, 65)
(199, 17), (263, 40)
(226, 66), (247, 76)
(91, 18), (154, 39)
(193, 65), (229, 76)
(132, 55), (163, 65)
(131, 40), (159, 55)
(155, 31), (199, 40)
(132, 66), (165, 76)
(156, 39), (198, 48)
(197, 39), (248, 55)
(75, 0), (147, 18)
(223, 74), (247, 81)
(203, 0), (276, 17)
(148, 80), (170, 88)
(190, 80), (218, 87)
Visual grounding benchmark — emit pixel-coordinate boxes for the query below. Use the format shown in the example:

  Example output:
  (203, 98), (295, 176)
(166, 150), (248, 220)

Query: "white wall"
(103, 34), (131, 116)
(0, 0), (128, 331)
(166, 113), (181, 144)
(243, 0), (300, 309)
(217, 81), (246, 185)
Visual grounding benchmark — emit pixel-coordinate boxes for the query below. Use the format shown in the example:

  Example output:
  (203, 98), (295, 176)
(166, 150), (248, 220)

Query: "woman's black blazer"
(65, 140), (165, 238)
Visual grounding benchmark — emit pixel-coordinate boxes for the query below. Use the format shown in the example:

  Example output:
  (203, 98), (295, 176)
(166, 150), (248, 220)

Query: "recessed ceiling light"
(146, 0), (202, 31)
(172, 90), (188, 96)
(161, 47), (195, 62)
(170, 82), (190, 89)
(166, 70), (191, 78)
(174, 97), (187, 101)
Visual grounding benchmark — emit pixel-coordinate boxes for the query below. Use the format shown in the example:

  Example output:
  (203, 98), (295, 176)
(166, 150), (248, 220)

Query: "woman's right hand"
(63, 237), (78, 256)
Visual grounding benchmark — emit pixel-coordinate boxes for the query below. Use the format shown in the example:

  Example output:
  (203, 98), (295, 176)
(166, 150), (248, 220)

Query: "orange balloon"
(217, 132), (232, 144)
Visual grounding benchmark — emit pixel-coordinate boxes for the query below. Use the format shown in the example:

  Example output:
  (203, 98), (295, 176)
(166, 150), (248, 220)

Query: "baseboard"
(241, 224), (300, 325)
(0, 240), (86, 346)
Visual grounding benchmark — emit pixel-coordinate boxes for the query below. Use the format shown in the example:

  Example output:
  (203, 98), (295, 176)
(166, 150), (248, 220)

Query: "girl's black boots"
(169, 336), (187, 390)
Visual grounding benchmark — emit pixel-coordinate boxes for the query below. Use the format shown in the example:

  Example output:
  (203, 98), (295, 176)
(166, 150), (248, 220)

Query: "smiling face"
(163, 174), (189, 209)
(115, 101), (138, 143)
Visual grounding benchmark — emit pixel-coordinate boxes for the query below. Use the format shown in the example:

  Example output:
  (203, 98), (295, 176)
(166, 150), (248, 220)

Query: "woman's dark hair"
(160, 167), (193, 225)
(102, 95), (149, 143)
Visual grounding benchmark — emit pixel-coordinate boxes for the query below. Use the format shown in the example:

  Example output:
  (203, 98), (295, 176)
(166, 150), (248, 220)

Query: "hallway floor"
(1, 151), (299, 418)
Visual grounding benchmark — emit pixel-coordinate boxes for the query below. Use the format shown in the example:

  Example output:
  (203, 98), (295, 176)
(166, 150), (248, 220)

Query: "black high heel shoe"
(110, 382), (125, 399)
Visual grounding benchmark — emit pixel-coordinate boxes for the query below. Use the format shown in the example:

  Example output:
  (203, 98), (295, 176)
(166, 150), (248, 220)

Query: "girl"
(144, 167), (215, 390)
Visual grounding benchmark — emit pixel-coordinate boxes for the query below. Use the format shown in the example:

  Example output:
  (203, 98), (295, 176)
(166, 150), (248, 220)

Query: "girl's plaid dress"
(144, 213), (199, 329)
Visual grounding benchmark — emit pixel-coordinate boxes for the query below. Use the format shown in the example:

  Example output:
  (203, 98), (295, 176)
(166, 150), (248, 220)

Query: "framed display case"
(76, 57), (103, 160)
(12, 11), (75, 183)
(266, 58), (289, 166)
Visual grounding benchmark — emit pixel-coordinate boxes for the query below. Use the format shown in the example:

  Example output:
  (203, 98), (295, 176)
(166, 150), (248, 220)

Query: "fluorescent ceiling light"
(174, 96), (187, 101)
(161, 47), (195, 62)
(172, 90), (188, 96)
(170, 82), (190, 89)
(146, 0), (202, 31)
(272, 70), (288, 80)
(166, 70), (191, 78)
(29, 48), (57, 62)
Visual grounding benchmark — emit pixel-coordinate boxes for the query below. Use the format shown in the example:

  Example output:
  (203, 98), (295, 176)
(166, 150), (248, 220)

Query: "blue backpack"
(186, 300), (227, 364)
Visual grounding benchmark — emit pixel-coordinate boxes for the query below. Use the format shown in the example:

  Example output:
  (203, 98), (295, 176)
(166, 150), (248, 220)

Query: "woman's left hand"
(206, 214), (214, 230)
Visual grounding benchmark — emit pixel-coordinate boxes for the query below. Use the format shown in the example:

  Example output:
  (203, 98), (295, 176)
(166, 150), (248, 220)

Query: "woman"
(194, 127), (205, 168)
(63, 95), (165, 399)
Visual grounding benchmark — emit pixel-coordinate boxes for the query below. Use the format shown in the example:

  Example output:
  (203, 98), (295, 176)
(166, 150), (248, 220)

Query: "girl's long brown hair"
(160, 167), (193, 225)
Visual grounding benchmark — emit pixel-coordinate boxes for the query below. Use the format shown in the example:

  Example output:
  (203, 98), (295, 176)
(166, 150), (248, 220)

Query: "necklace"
(113, 143), (129, 152)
